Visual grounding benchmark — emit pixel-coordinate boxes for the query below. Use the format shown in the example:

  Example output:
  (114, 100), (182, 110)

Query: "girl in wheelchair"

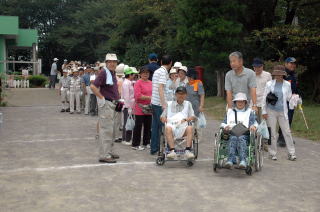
(221, 92), (258, 169)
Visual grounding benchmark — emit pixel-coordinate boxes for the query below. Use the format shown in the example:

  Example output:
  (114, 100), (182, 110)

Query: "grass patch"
(204, 97), (320, 141)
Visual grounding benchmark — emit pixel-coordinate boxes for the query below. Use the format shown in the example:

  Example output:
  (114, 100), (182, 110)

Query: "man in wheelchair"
(160, 86), (196, 160)
(221, 92), (258, 169)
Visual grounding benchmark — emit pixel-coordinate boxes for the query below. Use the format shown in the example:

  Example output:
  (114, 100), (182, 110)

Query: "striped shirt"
(151, 66), (169, 106)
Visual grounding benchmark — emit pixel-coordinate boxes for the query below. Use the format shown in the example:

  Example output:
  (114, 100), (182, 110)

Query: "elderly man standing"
(253, 58), (272, 122)
(49, 58), (59, 89)
(90, 53), (121, 163)
(225, 51), (257, 111)
(150, 55), (173, 155)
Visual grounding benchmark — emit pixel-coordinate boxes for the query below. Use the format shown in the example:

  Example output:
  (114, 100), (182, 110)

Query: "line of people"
(56, 53), (205, 163)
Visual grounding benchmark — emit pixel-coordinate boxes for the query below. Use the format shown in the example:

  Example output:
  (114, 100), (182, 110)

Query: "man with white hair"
(49, 58), (59, 89)
(225, 51), (257, 111)
(91, 53), (121, 163)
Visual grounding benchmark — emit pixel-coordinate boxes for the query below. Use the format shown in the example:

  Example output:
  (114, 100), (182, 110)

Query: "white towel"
(104, 67), (114, 85)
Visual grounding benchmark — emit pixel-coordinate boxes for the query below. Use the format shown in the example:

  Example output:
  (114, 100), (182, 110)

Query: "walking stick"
(298, 104), (309, 130)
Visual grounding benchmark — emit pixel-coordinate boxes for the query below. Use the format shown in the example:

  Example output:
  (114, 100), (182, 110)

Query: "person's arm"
(160, 106), (168, 123)
(250, 87), (257, 111)
(122, 81), (130, 108)
(198, 82), (205, 112)
(226, 90), (233, 109)
(90, 73), (104, 100)
(159, 83), (166, 109)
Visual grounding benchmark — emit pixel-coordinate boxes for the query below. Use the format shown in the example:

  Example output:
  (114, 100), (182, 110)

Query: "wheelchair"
(213, 128), (263, 175)
(156, 121), (199, 167)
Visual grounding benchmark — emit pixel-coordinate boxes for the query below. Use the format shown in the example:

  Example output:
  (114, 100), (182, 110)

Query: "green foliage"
(28, 75), (48, 87)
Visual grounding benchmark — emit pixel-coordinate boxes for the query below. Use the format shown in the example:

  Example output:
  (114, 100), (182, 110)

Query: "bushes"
(27, 75), (48, 88)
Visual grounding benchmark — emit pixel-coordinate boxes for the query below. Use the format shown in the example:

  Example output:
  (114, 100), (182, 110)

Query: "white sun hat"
(105, 53), (118, 61)
(178, 65), (188, 73)
(169, 68), (177, 74)
(173, 62), (182, 69)
(232, 92), (248, 102)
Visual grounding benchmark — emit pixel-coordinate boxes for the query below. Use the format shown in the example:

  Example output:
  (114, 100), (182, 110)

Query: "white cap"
(173, 62), (182, 69)
(105, 53), (118, 61)
(115, 63), (125, 74)
(53, 58), (59, 61)
(233, 92), (248, 102)
(178, 66), (188, 73)
(169, 68), (177, 74)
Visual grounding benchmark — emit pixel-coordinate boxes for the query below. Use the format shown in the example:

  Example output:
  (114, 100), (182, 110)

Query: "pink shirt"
(122, 79), (135, 109)
(134, 79), (152, 115)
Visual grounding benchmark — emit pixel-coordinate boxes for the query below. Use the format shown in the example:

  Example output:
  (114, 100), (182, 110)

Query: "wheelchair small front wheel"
(187, 160), (194, 167)
(156, 157), (165, 166)
(245, 166), (252, 175)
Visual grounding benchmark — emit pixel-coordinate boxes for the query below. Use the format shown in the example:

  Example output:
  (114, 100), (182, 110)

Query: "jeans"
(150, 104), (163, 154)
(228, 135), (248, 162)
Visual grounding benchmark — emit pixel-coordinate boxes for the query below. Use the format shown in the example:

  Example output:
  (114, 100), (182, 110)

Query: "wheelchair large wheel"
(213, 137), (220, 172)
(245, 166), (252, 175)
(254, 134), (263, 172)
(193, 135), (199, 160)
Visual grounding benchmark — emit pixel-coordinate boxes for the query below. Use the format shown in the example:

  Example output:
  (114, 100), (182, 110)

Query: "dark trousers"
(132, 115), (152, 147)
(150, 104), (163, 154)
(89, 94), (97, 115)
(122, 108), (133, 142)
(49, 75), (56, 89)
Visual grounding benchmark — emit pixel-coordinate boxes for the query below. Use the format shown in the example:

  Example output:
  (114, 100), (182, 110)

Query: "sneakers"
(185, 150), (195, 160)
(224, 161), (233, 169)
(122, 141), (132, 146)
(144, 144), (151, 149)
(99, 156), (116, 163)
(60, 109), (65, 112)
(288, 154), (297, 161)
(132, 146), (145, 151)
(270, 155), (277, 160)
(109, 153), (120, 159)
(114, 138), (122, 143)
(239, 160), (247, 169)
(166, 150), (177, 159)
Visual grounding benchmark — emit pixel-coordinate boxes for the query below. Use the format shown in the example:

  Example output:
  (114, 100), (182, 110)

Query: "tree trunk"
(216, 71), (225, 97)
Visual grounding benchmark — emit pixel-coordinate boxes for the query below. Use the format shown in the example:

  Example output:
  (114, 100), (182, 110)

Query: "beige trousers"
(98, 101), (121, 158)
(61, 89), (69, 110)
(267, 108), (295, 156)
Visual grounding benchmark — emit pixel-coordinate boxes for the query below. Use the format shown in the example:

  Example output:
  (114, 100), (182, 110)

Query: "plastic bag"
(257, 120), (269, 139)
(125, 113), (135, 131)
(197, 112), (206, 129)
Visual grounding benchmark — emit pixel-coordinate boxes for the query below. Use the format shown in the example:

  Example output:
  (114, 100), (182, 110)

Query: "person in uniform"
(69, 68), (82, 114)
(59, 69), (71, 112)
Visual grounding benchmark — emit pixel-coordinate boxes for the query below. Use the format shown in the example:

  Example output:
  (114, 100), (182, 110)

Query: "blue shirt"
(82, 73), (91, 86)
(268, 82), (284, 112)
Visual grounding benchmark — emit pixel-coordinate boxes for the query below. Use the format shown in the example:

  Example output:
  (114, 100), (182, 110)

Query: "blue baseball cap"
(148, 53), (158, 60)
(285, 57), (296, 63)
(252, 58), (264, 67)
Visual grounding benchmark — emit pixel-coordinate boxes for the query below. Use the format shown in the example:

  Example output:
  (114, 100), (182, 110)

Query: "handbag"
(138, 103), (153, 114)
(266, 92), (278, 106)
(230, 109), (249, 137)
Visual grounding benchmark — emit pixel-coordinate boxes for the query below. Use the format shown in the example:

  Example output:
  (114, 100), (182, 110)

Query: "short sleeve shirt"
(151, 66), (169, 106)
(186, 82), (205, 117)
(93, 69), (119, 100)
(225, 67), (256, 102)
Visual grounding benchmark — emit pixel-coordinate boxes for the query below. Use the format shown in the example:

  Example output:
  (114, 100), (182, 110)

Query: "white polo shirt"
(151, 66), (169, 106)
